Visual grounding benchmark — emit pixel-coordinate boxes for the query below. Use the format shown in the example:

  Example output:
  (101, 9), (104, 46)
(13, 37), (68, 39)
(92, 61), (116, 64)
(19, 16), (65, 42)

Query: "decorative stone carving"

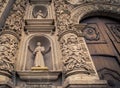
(59, 33), (95, 75)
(65, 0), (120, 5)
(71, 4), (120, 23)
(55, 0), (97, 77)
(0, 0), (6, 12)
(0, 34), (18, 74)
(82, 26), (100, 41)
(32, 5), (48, 19)
(3, 0), (27, 36)
(54, 0), (71, 33)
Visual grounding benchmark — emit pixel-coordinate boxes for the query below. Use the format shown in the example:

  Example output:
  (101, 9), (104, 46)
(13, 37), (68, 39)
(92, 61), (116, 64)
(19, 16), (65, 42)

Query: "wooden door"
(81, 17), (120, 88)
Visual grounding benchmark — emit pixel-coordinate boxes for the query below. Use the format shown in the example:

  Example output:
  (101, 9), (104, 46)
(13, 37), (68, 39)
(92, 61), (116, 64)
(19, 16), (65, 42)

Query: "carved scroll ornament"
(0, 34), (18, 73)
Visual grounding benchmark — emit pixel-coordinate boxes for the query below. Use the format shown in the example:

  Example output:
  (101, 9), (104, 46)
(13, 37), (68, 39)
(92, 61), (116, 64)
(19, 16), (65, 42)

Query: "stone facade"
(0, 0), (120, 88)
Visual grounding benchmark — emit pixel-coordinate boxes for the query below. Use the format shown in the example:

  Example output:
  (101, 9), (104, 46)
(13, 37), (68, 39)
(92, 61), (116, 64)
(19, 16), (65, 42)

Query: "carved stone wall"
(0, 32), (19, 76)
(0, 0), (120, 88)
(59, 32), (96, 76)
(3, 0), (27, 36)
(0, 0), (7, 15)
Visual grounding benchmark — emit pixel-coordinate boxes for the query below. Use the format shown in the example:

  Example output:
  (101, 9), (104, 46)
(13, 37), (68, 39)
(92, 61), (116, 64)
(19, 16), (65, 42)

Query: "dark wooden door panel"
(93, 56), (120, 88)
(81, 17), (120, 88)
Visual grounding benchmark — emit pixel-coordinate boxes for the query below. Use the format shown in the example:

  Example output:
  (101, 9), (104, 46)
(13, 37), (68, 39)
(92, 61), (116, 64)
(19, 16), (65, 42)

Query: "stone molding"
(71, 4), (120, 23)
(17, 71), (61, 81)
(65, 0), (120, 5)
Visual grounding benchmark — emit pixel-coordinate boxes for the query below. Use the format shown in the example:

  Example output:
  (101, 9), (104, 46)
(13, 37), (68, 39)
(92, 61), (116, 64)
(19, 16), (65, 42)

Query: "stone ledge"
(25, 19), (54, 25)
(64, 79), (107, 88)
(30, 0), (51, 4)
(17, 71), (61, 81)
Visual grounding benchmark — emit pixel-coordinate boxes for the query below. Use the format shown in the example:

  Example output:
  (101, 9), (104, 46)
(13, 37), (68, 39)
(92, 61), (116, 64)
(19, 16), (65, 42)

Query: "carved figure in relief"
(36, 10), (44, 19)
(33, 42), (45, 67)
(32, 5), (48, 19)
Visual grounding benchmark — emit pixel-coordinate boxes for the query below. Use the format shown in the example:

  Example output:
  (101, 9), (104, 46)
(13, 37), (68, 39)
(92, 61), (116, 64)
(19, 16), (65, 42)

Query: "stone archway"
(69, 3), (120, 88)
(71, 4), (120, 23)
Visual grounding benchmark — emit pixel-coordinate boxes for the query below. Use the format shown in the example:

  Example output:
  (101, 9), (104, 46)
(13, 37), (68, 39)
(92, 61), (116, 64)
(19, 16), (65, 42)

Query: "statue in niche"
(29, 41), (51, 70)
(36, 10), (44, 19)
(33, 42), (45, 67)
(32, 5), (48, 19)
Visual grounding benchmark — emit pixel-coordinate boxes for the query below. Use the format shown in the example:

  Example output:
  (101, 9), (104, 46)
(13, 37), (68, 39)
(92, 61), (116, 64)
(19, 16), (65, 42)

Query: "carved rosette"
(0, 32), (19, 76)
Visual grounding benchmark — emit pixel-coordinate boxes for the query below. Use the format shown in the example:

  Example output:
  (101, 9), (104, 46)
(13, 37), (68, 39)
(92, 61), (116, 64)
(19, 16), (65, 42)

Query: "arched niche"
(25, 35), (53, 70)
(32, 5), (48, 18)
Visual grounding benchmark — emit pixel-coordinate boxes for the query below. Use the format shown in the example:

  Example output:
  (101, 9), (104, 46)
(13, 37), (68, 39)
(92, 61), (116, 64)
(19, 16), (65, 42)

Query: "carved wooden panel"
(81, 17), (120, 88)
(106, 24), (120, 43)
(82, 23), (106, 44)
(106, 23), (120, 54)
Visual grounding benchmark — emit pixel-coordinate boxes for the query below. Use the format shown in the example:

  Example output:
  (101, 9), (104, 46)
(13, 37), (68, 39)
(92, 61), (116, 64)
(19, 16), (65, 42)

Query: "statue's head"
(37, 42), (41, 46)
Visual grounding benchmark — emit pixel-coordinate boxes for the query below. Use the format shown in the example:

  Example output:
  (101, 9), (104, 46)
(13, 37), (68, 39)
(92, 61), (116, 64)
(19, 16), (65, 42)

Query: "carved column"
(58, 25), (107, 88)
(0, 31), (19, 88)
(0, 0), (27, 87)
(54, 0), (107, 87)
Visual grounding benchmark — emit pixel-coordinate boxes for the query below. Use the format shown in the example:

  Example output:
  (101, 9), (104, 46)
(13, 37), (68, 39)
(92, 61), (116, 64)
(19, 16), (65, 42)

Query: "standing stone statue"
(33, 42), (45, 67)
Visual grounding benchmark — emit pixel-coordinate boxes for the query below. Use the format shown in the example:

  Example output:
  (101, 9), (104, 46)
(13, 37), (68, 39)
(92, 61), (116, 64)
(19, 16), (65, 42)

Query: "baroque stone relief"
(0, 34), (18, 73)
(3, 0), (27, 36)
(59, 33), (95, 75)
(0, 0), (6, 12)
(65, 0), (120, 5)
(71, 4), (120, 23)
(54, 0), (120, 34)
(54, 0), (72, 34)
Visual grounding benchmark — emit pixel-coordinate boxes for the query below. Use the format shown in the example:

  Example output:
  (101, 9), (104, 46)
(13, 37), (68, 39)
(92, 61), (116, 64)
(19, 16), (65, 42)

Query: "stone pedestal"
(63, 75), (107, 88)
(17, 71), (61, 81)
(17, 71), (61, 87)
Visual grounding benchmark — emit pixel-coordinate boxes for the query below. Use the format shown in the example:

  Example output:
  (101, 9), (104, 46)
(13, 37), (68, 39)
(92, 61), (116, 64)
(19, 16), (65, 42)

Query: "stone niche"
(24, 2), (54, 19)
(25, 35), (52, 70)
(16, 34), (62, 88)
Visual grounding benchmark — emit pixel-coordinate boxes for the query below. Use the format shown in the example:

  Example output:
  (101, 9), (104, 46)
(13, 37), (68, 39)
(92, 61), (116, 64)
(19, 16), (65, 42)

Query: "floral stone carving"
(3, 0), (27, 36)
(0, 34), (18, 74)
(59, 33), (95, 76)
